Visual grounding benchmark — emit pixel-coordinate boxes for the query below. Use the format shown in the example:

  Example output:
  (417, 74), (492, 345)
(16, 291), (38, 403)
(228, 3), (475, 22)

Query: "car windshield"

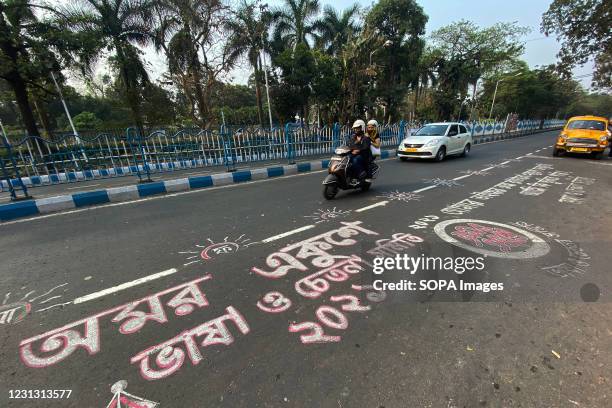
(414, 125), (449, 136)
(567, 120), (606, 131)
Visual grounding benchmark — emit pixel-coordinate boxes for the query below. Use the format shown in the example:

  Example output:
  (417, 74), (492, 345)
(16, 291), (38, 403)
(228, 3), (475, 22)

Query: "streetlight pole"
(259, 3), (274, 129)
(50, 71), (82, 145)
(488, 72), (521, 121)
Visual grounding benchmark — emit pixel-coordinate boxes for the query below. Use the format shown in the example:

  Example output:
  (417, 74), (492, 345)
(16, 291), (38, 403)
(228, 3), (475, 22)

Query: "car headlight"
(599, 135), (608, 145)
(558, 134), (567, 144)
(423, 139), (440, 147)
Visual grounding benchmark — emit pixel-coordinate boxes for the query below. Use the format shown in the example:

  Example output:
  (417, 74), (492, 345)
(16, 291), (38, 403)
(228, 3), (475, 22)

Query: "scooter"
(322, 146), (379, 200)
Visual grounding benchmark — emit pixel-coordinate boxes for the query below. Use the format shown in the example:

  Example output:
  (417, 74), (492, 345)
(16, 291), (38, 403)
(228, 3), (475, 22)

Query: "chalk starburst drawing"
(1, 283), (70, 322)
(423, 178), (462, 188)
(179, 235), (257, 266)
(377, 190), (423, 202)
(304, 207), (352, 223)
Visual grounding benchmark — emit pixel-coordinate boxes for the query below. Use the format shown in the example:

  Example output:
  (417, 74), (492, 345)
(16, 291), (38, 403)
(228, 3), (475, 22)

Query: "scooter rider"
(348, 119), (371, 185)
(366, 119), (381, 181)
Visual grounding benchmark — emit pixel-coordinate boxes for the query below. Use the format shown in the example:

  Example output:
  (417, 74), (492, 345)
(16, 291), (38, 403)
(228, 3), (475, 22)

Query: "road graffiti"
(434, 219), (550, 259)
(251, 221), (378, 279)
(509, 222), (591, 279)
(253, 225), (421, 344)
(423, 178), (462, 188)
(304, 207), (352, 223)
(19, 275), (213, 374)
(1, 283), (70, 322)
(442, 164), (556, 215)
(559, 177), (595, 204)
(180, 235), (256, 266)
(106, 380), (159, 408)
(0, 302), (31, 325)
(459, 169), (491, 176)
(408, 215), (440, 230)
(377, 190), (423, 202)
(519, 171), (571, 196)
(131, 306), (249, 381)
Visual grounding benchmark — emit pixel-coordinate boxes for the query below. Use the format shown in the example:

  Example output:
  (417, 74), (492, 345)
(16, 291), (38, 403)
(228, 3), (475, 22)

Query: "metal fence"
(1, 118), (565, 198)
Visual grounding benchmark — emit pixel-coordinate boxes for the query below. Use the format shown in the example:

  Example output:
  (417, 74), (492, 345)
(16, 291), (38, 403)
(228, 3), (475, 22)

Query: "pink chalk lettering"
(256, 292), (292, 314)
(351, 284), (387, 303)
(294, 256), (364, 299)
(251, 252), (308, 279)
(19, 275), (212, 369)
(288, 321), (341, 344)
(131, 306), (249, 381)
(330, 295), (371, 312)
(451, 223), (529, 252)
(166, 280), (209, 316)
(252, 221), (378, 279)
(112, 296), (168, 335)
(367, 232), (423, 257)
(316, 306), (349, 330)
(20, 315), (101, 368)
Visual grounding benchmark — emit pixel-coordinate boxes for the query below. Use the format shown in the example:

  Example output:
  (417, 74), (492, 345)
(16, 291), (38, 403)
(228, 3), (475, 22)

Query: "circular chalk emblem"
(434, 219), (550, 259)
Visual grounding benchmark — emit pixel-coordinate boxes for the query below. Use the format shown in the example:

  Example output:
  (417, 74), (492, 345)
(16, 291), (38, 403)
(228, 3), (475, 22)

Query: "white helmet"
(367, 119), (378, 127)
(352, 119), (366, 132)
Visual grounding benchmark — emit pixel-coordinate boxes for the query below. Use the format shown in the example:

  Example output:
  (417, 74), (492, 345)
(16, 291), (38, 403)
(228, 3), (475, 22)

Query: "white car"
(397, 122), (472, 161)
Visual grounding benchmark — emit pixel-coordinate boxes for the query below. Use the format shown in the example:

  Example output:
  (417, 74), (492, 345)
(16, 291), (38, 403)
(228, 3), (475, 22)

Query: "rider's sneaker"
(364, 178), (372, 183)
(349, 179), (360, 187)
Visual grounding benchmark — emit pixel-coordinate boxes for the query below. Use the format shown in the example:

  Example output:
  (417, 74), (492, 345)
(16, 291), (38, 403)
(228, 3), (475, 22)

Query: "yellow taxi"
(553, 115), (611, 159)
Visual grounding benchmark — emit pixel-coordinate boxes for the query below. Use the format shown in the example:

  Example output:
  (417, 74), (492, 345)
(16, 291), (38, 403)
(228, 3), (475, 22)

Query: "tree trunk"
(115, 43), (145, 136)
(9, 73), (40, 137)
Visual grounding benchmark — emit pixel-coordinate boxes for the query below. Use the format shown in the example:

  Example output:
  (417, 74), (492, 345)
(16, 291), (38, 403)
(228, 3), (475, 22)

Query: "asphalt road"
(1, 130), (611, 407)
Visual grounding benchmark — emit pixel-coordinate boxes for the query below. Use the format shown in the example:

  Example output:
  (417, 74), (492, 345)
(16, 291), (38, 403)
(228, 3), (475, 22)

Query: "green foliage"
(542, 0), (611, 89)
(72, 111), (102, 130)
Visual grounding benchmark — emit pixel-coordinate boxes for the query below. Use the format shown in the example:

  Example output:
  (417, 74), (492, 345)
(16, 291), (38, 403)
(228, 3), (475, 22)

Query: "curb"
(0, 155), (370, 222)
(0, 128), (557, 222)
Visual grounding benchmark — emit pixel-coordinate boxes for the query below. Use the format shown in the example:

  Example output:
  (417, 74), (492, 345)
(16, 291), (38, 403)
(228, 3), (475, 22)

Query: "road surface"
(1, 130), (611, 407)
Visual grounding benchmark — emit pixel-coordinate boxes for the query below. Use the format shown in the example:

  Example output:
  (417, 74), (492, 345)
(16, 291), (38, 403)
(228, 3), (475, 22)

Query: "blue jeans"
(349, 155), (366, 179)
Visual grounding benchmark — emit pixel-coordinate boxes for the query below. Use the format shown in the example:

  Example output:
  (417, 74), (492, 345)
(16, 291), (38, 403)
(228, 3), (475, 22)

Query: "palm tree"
(153, 0), (209, 127)
(274, 0), (321, 49)
(225, 1), (275, 127)
(63, 0), (155, 134)
(313, 4), (361, 56)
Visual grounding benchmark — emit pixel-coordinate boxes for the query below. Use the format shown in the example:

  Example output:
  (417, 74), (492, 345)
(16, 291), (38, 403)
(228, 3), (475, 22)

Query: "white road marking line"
(412, 185), (437, 193)
(262, 225), (315, 243)
(67, 184), (100, 190)
(73, 268), (179, 304)
(500, 160), (511, 165)
(480, 166), (496, 172)
(526, 153), (533, 155)
(355, 201), (388, 212)
(452, 174), (471, 181)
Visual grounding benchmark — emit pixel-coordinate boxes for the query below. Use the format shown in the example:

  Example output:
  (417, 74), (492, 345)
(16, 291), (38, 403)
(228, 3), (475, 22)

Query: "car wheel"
(435, 146), (446, 162)
(399, 157), (408, 161)
(361, 182), (371, 192)
(552, 147), (561, 157)
(460, 143), (471, 157)
(591, 151), (603, 160)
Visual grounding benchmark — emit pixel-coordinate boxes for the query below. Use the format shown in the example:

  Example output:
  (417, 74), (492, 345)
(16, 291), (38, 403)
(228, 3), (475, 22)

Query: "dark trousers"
(349, 154), (366, 179)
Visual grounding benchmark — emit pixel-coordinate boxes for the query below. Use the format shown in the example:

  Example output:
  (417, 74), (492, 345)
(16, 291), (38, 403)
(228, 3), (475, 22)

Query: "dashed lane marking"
(355, 201), (389, 212)
(73, 268), (179, 304)
(261, 225), (315, 243)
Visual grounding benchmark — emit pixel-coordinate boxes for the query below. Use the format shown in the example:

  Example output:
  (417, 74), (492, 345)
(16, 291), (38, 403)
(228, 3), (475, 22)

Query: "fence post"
(127, 127), (152, 183)
(285, 123), (295, 164)
(221, 125), (236, 172)
(1, 136), (31, 200)
(332, 123), (340, 149)
(399, 120), (405, 144)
